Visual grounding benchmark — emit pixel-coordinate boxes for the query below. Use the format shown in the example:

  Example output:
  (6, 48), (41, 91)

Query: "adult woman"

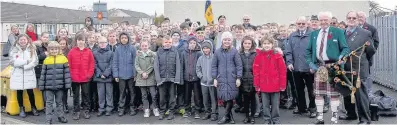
(26, 24), (37, 41)
(56, 28), (73, 48)
(2, 25), (19, 57)
(9, 34), (39, 117)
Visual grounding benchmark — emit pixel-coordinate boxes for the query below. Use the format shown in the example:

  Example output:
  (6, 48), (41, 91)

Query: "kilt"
(314, 73), (340, 96)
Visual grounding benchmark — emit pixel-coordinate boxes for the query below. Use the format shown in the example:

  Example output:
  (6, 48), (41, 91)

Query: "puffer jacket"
(38, 54), (71, 90)
(181, 41), (202, 82)
(253, 49), (287, 93)
(239, 50), (257, 93)
(196, 42), (214, 86)
(93, 47), (113, 83)
(9, 44), (38, 90)
(135, 50), (156, 86)
(34, 41), (48, 79)
(154, 46), (181, 86)
(112, 32), (137, 80)
(67, 47), (95, 83)
(211, 47), (243, 101)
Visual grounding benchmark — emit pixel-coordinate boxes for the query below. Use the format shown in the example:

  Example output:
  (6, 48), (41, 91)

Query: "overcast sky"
(1, 0), (396, 16)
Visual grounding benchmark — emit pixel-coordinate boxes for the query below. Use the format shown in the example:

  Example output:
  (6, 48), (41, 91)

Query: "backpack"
(370, 90), (397, 116)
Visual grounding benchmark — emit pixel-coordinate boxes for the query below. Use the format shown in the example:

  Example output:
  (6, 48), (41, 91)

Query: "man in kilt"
(305, 11), (350, 124)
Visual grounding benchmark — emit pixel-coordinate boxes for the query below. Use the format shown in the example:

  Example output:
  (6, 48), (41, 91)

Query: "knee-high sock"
(315, 96), (324, 120)
(330, 96), (340, 122)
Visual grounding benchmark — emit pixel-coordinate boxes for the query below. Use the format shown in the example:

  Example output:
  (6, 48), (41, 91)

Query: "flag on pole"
(205, 0), (214, 25)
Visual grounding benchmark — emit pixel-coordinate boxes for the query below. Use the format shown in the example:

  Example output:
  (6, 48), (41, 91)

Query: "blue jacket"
(112, 32), (137, 80)
(285, 29), (313, 72)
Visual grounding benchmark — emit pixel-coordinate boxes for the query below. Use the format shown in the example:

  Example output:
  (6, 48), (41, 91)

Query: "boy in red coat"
(68, 33), (95, 120)
(253, 36), (287, 124)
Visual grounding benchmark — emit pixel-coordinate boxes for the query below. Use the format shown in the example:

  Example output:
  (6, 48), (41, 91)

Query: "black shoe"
(210, 114), (218, 121)
(229, 113), (235, 124)
(130, 109), (137, 116)
(202, 113), (211, 120)
(19, 107), (26, 118)
(358, 121), (370, 125)
(58, 117), (68, 123)
(293, 108), (307, 114)
(323, 106), (329, 113)
(97, 111), (104, 117)
(183, 111), (191, 117)
(167, 114), (175, 120)
(217, 116), (230, 124)
(250, 118), (255, 124)
(46, 120), (52, 124)
(309, 112), (317, 118)
(234, 106), (242, 113)
(105, 111), (111, 116)
(287, 104), (297, 110)
(264, 120), (272, 124)
(339, 115), (358, 120)
(83, 110), (91, 119)
(159, 114), (165, 120)
(243, 117), (251, 124)
(314, 119), (325, 124)
(194, 112), (200, 119)
(118, 110), (124, 116)
(64, 106), (69, 114)
(72, 112), (80, 120)
(32, 107), (39, 116)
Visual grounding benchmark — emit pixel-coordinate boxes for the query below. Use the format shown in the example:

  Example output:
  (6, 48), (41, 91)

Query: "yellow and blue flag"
(205, 0), (214, 25)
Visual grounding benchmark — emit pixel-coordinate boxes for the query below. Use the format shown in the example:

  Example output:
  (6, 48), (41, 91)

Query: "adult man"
(310, 15), (320, 30)
(305, 11), (350, 124)
(331, 17), (338, 27)
(339, 11), (376, 125)
(218, 15), (226, 26)
(286, 16), (317, 118)
(242, 15), (254, 30)
(357, 11), (379, 94)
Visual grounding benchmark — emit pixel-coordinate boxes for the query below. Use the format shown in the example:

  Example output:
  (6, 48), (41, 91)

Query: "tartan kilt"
(313, 73), (340, 96)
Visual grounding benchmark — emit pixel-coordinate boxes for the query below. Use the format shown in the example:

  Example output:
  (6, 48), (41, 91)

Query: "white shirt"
(316, 27), (329, 61)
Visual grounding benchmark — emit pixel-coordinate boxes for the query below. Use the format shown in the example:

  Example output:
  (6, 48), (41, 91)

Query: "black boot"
(64, 105), (69, 114)
(19, 107), (26, 118)
(243, 116), (251, 124)
(217, 115), (230, 124)
(370, 104), (379, 121)
(58, 117), (68, 123)
(32, 107), (39, 116)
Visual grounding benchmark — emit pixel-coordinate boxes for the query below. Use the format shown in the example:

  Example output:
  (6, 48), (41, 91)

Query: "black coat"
(239, 51), (256, 93)
(35, 43), (47, 79)
(363, 23), (379, 67)
(93, 48), (114, 83)
(38, 55), (72, 91)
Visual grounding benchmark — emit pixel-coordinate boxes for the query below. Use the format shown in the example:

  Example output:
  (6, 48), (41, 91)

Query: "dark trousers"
(261, 92), (280, 123)
(16, 89), (36, 108)
(62, 89), (68, 110)
(89, 80), (98, 111)
(343, 79), (371, 123)
(112, 80), (119, 111)
(72, 82), (90, 112)
(201, 85), (218, 114)
(97, 82), (114, 112)
(176, 84), (185, 111)
(287, 70), (297, 106)
(236, 92), (243, 108)
(294, 71), (316, 112)
(140, 86), (157, 109)
(224, 100), (234, 118)
(243, 91), (256, 117)
(158, 82), (176, 115)
(184, 81), (203, 113)
(44, 90), (64, 121)
(118, 79), (136, 111)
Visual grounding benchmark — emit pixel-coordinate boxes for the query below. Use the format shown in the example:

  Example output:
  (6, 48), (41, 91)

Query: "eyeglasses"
(297, 23), (306, 25)
(244, 19), (250, 21)
(347, 17), (357, 20)
(98, 42), (108, 44)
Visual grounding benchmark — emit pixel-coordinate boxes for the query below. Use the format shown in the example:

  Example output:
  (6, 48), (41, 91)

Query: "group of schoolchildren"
(7, 17), (288, 124)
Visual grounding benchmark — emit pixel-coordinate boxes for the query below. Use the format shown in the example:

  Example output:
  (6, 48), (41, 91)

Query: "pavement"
(1, 58), (397, 124)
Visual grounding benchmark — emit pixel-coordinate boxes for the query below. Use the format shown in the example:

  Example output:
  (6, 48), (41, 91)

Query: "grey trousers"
(201, 85), (218, 114)
(255, 94), (262, 113)
(140, 86), (157, 109)
(97, 82), (114, 112)
(261, 92), (280, 123)
(118, 79), (136, 110)
(44, 90), (65, 121)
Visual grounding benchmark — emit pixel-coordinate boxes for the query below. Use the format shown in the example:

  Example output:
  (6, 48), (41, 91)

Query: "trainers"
(144, 109), (150, 118)
(167, 113), (175, 120)
(58, 117), (68, 123)
(210, 114), (218, 121)
(153, 108), (160, 117)
(159, 114), (165, 120)
(201, 113), (211, 120)
(194, 112), (200, 119)
(118, 109), (124, 116)
(83, 110), (91, 119)
(105, 111), (111, 116)
(97, 111), (104, 117)
(130, 109), (137, 116)
(183, 112), (191, 118)
(72, 112), (80, 120)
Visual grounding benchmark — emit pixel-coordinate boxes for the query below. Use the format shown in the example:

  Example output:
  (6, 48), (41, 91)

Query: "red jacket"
(67, 47), (95, 83)
(253, 49), (287, 93)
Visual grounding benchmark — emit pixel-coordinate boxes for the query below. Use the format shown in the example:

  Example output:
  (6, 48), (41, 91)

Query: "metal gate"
(368, 14), (397, 90)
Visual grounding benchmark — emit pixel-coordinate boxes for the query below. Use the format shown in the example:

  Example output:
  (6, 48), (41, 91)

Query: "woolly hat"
(201, 40), (212, 50)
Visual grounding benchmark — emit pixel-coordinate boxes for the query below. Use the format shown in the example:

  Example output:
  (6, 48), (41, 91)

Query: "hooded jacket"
(253, 49), (287, 93)
(34, 40), (47, 79)
(181, 37), (202, 82)
(112, 32), (137, 80)
(135, 50), (156, 86)
(93, 47), (114, 83)
(10, 44), (38, 90)
(154, 46), (182, 86)
(38, 54), (71, 90)
(68, 47), (95, 83)
(239, 49), (257, 93)
(196, 41), (214, 86)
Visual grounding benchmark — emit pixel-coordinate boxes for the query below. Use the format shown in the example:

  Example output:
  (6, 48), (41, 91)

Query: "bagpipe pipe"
(315, 41), (371, 104)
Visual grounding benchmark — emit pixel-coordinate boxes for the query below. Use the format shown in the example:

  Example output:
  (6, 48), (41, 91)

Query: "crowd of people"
(1, 10), (379, 125)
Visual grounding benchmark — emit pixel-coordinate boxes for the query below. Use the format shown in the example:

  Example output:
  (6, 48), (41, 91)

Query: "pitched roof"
(108, 17), (140, 25)
(118, 9), (151, 18)
(1, 2), (91, 24)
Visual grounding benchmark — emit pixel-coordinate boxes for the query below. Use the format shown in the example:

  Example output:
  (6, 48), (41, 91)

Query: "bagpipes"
(315, 41), (371, 104)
